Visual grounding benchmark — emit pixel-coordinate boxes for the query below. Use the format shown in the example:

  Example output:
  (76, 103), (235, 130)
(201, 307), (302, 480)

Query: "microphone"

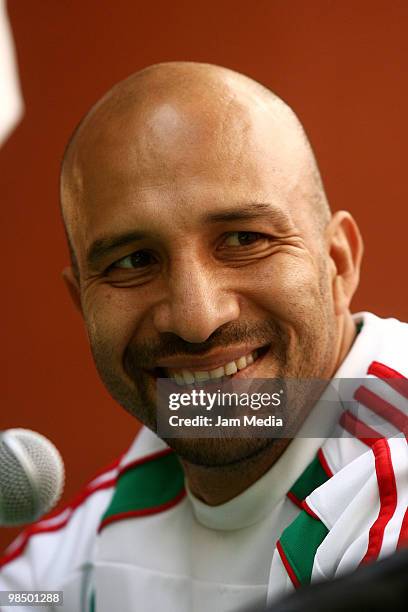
(0, 429), (65, 526)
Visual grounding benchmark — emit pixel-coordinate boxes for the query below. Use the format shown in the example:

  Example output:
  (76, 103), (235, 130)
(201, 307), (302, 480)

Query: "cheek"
(81, 287), (146, 357)
(241, 256), (326, 319)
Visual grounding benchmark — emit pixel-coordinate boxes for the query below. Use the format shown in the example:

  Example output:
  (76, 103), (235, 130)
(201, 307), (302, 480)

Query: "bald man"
(1, 62), (407, 612)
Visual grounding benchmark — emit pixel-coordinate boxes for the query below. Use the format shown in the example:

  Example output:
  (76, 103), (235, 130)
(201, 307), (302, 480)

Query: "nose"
(152, 258), (240, 343)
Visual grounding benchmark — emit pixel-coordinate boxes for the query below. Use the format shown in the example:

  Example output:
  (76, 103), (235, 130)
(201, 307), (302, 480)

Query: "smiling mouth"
(152, 344), (270, 386)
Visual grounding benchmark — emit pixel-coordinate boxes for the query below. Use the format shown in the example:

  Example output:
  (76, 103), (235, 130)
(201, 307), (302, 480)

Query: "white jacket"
(1, 312), (407, 612)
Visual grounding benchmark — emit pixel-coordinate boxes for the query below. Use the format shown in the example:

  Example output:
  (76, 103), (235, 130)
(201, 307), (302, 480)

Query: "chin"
(163, 436), (276, 468)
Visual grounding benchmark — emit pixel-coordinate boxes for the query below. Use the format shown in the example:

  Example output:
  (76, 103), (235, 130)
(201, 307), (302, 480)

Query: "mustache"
(124, 320), (288, 370)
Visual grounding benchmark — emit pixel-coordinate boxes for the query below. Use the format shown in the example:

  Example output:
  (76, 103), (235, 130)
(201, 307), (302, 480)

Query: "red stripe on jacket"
(360, 439), (398, 564)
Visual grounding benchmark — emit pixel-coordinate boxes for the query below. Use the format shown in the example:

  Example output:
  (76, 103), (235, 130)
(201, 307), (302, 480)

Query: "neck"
(183, 313), (358, 506)
(181, 438), (291, 506)
(337, 312), (359, 368)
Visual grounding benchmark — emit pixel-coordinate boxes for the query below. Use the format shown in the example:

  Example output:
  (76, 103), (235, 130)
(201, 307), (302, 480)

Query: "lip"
(157, 343), (271, 389)
(154, 344), (266, 372)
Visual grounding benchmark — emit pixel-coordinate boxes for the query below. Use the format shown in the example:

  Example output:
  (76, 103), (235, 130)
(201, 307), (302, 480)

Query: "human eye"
(103, 249), (159, 287)
(110, 250), (156, 270)
(222, 231), (265, 247)
(216, 230), (276, 265)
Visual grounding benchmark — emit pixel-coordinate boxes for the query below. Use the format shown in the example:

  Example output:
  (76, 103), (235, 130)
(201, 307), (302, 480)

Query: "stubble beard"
(89, 292), (338, 468)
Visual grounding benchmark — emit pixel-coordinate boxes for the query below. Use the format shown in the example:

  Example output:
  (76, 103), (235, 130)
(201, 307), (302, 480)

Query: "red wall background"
(1, 0), (407, 551)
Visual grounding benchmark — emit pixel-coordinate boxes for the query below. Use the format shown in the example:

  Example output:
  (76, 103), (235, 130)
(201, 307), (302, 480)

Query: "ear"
(325, 211), (364, 315)
(62, 266), (82, 314)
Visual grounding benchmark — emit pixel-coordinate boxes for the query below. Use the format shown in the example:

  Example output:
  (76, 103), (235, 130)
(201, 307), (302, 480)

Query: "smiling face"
(61, 64), (361, 467)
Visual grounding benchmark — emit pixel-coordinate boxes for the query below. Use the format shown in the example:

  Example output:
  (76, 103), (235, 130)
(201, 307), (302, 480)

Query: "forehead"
(62, 95), (311, 253)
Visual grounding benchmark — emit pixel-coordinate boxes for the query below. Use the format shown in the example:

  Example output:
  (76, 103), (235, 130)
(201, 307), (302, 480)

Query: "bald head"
(61, 62), (330, 279)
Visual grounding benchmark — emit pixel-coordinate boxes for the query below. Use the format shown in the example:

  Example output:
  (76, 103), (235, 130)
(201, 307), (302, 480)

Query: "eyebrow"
(86, 202), (292, 269)
(86, 231), (146, 269)
(203, 202), (292, 226)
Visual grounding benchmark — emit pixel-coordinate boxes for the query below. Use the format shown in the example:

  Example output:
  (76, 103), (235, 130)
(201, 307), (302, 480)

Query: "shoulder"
(0, 428), (175, 590)
(357, 312), (408, 374)
(308, 437), (407, 579)
(275, 437), (408, 590)
(0, 454), (121, 589)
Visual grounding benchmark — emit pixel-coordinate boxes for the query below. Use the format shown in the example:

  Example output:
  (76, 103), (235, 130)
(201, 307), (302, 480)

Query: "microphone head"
(0, 428), (65, 526)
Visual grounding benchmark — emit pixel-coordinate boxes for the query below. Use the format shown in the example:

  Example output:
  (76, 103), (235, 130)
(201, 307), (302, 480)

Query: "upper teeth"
(167, 350), (258, 386)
